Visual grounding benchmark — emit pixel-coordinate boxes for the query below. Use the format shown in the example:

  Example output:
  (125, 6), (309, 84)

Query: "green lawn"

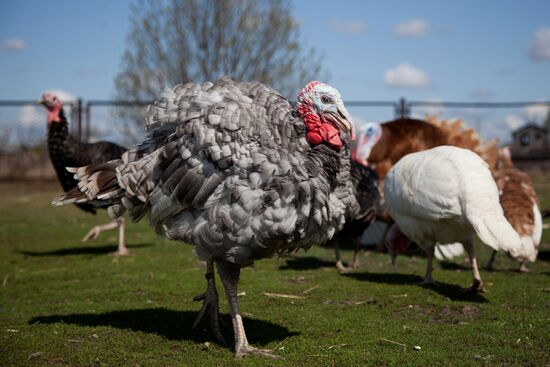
(0, 180), (549, 366)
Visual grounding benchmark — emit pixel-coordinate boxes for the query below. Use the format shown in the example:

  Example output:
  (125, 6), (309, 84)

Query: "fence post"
(76, 98), (83, 140)
(85, 102), (91, 142)
(396, 97), (410, 118)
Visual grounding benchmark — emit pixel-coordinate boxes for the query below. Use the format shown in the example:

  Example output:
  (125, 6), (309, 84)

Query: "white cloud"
(2, 38), (26, 52)
(42, 89), (76, 103)
(384, 63), (431, 88)
(393, 19), (428, 37)
(530, 27), (550, 61)
(524, 102), (549, 121)
(505, 114), (524, 130)
(329, 20), (366, 34)
(19, 105), (43, 128)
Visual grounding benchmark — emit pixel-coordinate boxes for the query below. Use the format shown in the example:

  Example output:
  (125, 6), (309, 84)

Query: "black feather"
(47, 107), (127, 214)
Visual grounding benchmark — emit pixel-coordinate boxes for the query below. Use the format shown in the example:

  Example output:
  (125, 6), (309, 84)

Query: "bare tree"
(114, 0), (326, 138)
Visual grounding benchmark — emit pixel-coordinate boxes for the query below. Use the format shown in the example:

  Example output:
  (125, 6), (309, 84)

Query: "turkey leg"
(82, 217), (128, 256)
(334, 245), (348, 273)
(216, 260), (281, 359)
(192, 260), (226, 346)
(485, 250), (497, 271)
(486, 249), (530, 273)
(350, 237), (361, 269)
(423, 246), (435, 285)
(464, 239), (485, 293)
(335, 237), (362, 274)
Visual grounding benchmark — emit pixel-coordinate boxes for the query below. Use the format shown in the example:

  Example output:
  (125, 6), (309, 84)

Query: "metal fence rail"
(1, 98), (549, 142)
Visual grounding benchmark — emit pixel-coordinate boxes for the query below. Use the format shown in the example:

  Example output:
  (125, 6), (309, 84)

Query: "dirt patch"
(398, 304), (479, 324)
(429, 305), (479, 324)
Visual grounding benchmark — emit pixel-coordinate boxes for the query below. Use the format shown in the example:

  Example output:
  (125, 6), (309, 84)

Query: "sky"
(1, 0), (549, 144)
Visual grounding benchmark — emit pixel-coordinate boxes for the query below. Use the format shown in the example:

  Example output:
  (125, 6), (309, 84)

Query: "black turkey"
(328, 161), (379, 273)
(40, 93), (129, 255)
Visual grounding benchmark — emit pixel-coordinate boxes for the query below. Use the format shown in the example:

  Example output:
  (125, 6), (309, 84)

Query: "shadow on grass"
(537, 249), (550, 262)
(279, 256), (335, 271)
(439, 261), (471, 271)
(18, 243), (153, 257)
(344, 272), (488, 303)
(29, 307), (298, 346)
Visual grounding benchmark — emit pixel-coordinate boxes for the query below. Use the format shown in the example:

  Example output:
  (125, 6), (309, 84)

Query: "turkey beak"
(334, 105), (355, 141)
(38, 94), (49, 106)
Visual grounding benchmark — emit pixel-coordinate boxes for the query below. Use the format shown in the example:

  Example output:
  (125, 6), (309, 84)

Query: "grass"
(0, 180), (549, 366)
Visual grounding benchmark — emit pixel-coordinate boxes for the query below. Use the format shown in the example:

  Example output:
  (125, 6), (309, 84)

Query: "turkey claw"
(82, 226), (101, 242)
(192, 291), (227, 346)
(236, 345), (283, 359)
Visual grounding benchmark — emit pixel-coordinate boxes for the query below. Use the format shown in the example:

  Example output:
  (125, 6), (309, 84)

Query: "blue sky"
(1, 0), (549, 143)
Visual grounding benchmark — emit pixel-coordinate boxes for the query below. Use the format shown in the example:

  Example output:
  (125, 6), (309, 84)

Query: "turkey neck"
(47, 108), (77, 190)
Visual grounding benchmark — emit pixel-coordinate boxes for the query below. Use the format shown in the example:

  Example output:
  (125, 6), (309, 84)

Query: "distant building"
(510, 122), (550, 160)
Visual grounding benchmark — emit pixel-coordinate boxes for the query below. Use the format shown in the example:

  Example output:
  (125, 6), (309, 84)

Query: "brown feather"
(493, 148), (539, 236)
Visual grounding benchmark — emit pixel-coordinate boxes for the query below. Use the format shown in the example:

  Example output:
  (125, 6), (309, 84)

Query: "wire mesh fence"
(0, 97), (548, 180)
(1, 98), (549, 147)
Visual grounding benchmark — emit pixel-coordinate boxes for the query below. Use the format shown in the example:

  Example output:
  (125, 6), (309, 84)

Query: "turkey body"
(53, 78), (357, 358)
(384, 146), (528, 291)
(47, 109), (127, 213)
(132, 81), (356, 266)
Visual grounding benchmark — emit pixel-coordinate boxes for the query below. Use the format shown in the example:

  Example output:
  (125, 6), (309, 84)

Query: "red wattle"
(47, 104), (62, 124)
(299, 105), (343, 151)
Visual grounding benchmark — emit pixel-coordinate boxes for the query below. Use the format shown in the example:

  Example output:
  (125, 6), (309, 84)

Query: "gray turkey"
(53, 78), (356, 358)
(40, 93), (129, 255)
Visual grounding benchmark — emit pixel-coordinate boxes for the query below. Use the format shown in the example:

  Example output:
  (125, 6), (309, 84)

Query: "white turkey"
(52, 78), (356, 358)
(384, 146), (531, 292)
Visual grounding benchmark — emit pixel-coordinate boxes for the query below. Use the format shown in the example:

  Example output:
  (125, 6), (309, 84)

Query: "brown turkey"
(52, 78), (357, 358)
(40, 93), (129, 255)
(485, 147), (541, 272)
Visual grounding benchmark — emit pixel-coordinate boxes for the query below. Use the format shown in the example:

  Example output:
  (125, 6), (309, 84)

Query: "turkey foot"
(236, 343), (282, 359)
(467, 279), (485, 293)
(334, 238), (360, 274)
(335, 260), (352, 274)
(518, 262), (530, 273)
(464, 240), (484, 293)
(335, 259), (360, 274)
(192, 260), (226, 346)
(82, 218), (128, 256)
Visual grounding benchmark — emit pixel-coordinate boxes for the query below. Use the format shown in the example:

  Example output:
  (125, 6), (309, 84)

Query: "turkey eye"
(321, 95), (333, 104)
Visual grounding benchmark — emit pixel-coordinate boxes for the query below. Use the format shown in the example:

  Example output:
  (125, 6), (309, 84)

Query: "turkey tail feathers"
(456, 150), (529, 261)
(468, 214), (524, 259)
(52, 161), (122, 207)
